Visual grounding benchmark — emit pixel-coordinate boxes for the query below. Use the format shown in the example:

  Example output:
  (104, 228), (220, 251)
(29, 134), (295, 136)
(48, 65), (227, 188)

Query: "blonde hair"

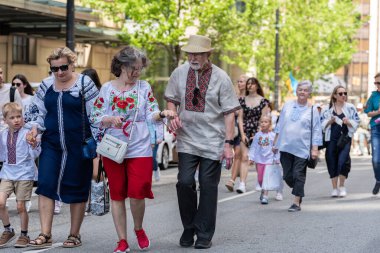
(2, 102), (22, 119)
(46, 47), (77, 65)
(259, 114), (272, 131)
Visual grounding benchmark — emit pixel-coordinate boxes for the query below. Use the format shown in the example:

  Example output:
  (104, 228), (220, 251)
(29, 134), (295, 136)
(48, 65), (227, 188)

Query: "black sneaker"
(194, 238), (212, 249)
(372, 182), (380, 195)
(288, 204), (301, 212)
(179, 229), (194, 247)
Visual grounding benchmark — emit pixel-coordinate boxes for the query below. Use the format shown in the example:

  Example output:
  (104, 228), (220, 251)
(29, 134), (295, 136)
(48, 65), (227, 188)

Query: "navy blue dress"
(25, 75), (99, 203)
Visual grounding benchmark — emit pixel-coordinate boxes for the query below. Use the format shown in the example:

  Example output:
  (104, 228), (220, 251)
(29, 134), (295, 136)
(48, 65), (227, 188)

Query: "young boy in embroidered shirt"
(0, 102), (40, 248)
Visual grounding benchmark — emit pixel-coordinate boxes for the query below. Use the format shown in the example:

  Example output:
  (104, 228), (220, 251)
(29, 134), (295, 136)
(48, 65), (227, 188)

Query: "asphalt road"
(2, 155), (379, 253)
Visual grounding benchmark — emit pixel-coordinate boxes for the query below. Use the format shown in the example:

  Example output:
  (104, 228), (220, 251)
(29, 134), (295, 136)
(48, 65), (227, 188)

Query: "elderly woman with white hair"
(273, 80), (322, 212)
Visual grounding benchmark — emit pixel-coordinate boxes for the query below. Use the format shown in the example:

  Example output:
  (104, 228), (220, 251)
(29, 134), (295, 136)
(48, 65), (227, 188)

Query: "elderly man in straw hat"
(165, 35), (240, 249)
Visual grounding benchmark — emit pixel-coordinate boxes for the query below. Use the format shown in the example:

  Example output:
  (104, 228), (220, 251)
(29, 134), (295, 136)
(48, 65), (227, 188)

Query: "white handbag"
(96, 81), (140, 164)
(262, 163), (283, 191)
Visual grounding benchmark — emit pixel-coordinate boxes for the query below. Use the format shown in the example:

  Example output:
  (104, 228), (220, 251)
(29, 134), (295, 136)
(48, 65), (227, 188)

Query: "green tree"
(81, 0), (361, 91)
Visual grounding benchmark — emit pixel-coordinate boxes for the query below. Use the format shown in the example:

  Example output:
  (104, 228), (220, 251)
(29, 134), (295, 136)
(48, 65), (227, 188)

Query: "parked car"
(156, 124), (177, 170)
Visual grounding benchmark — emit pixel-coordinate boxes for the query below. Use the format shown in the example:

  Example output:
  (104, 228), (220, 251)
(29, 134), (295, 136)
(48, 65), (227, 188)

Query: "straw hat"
(181, 35), (214, 53)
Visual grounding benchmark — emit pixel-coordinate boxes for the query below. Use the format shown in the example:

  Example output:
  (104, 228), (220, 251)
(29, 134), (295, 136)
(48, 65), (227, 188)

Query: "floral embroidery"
(108, 91), (138, 113)
(147, 90), (158, 112)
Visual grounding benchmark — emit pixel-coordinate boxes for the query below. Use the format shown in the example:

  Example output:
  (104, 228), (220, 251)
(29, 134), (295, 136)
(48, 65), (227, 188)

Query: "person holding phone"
(321, 86), (359, 197)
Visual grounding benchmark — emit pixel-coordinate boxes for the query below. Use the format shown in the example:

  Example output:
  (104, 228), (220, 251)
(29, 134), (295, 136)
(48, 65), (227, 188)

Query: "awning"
(0, 0), (121, 45)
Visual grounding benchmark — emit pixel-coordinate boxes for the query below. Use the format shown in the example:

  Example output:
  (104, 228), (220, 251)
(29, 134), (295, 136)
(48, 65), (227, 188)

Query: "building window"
(12, 36), (36, 64)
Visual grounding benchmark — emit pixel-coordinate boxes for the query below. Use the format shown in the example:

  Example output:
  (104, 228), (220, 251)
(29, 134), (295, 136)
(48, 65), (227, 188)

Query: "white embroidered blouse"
(90, 80), (162, 158)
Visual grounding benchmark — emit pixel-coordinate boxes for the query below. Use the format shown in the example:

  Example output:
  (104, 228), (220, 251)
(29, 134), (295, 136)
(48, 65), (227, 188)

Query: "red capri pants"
(102, 156), (154, 201)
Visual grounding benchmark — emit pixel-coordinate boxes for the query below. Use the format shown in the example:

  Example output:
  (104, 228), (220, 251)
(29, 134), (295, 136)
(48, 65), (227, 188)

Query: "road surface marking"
(218, 190), (257, 203)
(23, 243), (62, 253)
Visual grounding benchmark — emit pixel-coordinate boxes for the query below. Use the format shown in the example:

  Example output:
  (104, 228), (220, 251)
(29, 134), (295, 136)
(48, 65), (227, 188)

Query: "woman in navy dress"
(25, 47), (99, 248)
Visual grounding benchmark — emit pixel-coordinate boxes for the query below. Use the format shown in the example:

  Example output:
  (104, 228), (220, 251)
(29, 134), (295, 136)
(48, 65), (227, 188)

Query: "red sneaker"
(113, 239), (130, 253)
(135, 229), (150, 250)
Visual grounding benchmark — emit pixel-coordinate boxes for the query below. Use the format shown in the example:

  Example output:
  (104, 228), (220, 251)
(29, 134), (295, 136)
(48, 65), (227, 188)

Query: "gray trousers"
(280, 151), (308, 197)
(176, 152), (221, 241)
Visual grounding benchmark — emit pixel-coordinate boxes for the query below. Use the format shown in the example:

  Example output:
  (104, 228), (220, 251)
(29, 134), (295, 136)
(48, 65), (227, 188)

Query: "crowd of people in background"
(0, 34), (378, 251)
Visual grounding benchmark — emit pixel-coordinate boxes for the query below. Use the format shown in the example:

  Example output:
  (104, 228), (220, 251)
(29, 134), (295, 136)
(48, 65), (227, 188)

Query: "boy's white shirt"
(0, 127), (40, 180)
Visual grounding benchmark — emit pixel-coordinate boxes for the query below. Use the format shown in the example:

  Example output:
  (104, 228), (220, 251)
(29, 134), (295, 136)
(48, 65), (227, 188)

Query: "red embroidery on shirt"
(185, 63), (212, 112)
(7, 131), (19, 164)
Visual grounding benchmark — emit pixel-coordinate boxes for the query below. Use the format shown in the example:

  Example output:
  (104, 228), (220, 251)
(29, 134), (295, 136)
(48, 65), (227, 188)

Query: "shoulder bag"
(335, 105), (351, 150)
(307, 106), (318, 169)
(96, 81), (140, 164)
(81, 75), (97, 159)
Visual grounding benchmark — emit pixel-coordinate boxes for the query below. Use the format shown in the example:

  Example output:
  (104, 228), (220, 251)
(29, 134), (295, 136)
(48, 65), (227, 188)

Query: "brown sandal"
(62, 234), (82, 248)
(29, 233), (52, 248)
(225, 179), (235, 192)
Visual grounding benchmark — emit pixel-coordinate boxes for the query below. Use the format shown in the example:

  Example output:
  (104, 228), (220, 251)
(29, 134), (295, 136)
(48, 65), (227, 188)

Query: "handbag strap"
(310, 106), (313, 157)
(81, 75), (86, 143)
(125, 80), (140, 143)
(97, 158), (104, 183)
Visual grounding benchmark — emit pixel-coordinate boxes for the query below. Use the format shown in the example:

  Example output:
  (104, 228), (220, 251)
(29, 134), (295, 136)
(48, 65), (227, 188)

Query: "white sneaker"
(339, 187), (347, 197)
(153, 169), (160, 182)
(54, 201), (62, 214)
(236, 182), (246, 194)
(255, 184), (262, 191)
(331, 188), (339, 197)
(26, 201), (32, 213)
(275, 192), (283, 201)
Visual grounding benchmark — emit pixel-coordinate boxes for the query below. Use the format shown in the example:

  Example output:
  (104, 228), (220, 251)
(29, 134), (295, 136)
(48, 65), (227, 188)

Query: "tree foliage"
(81, 0), (361, 90)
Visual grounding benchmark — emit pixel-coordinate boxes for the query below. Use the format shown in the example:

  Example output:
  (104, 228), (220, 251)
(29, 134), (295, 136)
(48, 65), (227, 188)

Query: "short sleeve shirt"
(165, 62), (241, 160)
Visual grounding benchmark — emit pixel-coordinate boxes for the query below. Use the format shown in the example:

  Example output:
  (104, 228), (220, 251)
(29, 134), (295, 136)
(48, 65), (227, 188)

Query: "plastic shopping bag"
(262, 164), (283, 191)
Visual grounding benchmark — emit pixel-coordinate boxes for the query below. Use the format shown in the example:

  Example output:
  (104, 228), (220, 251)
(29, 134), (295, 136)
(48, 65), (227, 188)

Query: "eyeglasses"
(12, 82), (22, 87)
(50, 64), (69, 73)
(129, 66), (144, 73)
(374, 82), (380, 85)
(337, 92), (348, 96)
(192, 87), (200, 106)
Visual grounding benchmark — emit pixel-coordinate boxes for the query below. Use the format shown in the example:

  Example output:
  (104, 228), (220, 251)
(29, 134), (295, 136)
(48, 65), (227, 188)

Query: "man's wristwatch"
(159, 111), (166, 118)
(225, 139), (234, 145)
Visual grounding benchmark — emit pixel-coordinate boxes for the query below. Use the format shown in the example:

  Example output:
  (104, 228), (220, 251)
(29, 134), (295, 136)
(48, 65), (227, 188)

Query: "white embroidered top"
(90, 80), (162, 158)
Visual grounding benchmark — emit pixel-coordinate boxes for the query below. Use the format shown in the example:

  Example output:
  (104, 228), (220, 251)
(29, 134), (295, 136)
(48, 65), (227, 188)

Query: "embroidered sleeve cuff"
(164, 96), (180, 106)
(223, 105), (241, 115)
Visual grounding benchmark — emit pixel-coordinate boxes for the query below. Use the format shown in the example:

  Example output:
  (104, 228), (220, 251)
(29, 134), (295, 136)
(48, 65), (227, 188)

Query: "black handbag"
(307, 106), (318, 169)
(337, 132), (350, 150)
(81, 75), (97, 159)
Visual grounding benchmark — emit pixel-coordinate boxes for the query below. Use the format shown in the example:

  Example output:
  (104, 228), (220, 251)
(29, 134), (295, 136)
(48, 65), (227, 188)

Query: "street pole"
(66, 0), (75, 51)
(274, 8), (280, 111)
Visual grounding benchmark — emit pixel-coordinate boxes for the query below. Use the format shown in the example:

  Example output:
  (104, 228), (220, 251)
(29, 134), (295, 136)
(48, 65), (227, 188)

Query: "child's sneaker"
(0, 230), (16, 247)
(135, 229), (150, 250)
(275, 192), (283, 201)
(14, 235), (30, 248)
(113, 239), (130, 253)
(261, 196), (268, 205)
(255, 184), (262, 191)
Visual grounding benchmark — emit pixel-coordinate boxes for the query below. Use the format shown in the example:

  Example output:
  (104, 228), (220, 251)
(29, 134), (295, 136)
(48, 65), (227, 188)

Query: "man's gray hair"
(297, 80), (313, 93)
